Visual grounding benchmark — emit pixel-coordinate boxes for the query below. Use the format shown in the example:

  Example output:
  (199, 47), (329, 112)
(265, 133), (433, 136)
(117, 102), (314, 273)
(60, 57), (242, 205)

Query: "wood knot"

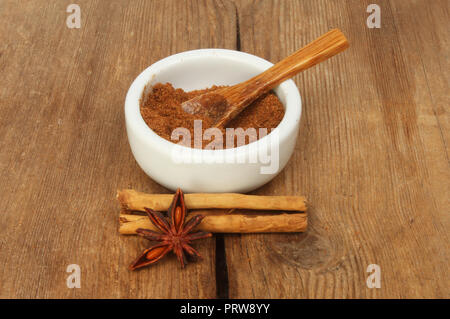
(267, 231), (337, 270)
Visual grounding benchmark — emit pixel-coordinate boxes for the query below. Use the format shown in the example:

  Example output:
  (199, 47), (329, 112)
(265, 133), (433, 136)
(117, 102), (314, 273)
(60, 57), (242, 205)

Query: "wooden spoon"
(181, 28), (349, 128)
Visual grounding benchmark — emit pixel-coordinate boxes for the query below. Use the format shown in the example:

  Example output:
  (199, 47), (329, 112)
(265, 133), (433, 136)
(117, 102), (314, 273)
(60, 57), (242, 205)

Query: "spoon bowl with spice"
(125, 49), (302, 193)
(182, 29), (348, 128)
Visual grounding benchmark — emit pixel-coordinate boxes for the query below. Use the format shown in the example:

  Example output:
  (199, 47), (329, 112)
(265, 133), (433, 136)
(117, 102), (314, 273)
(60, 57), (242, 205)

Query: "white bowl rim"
(125, 48), (302, 157)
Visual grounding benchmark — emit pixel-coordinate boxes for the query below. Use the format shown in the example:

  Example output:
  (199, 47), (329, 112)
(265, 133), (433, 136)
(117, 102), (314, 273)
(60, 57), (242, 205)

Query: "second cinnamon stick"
(119, 210), (307, 234)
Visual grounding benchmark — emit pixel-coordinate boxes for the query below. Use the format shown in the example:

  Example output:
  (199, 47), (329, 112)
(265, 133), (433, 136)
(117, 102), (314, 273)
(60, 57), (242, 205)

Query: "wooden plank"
(0, 0), (448, 299)
(227, 0), (449, 298)
(0, 0), (236, 298)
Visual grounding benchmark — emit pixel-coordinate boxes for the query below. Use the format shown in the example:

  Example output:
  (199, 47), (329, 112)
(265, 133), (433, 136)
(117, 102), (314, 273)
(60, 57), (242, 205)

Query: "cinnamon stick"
(119, 210), (307, 234)
(117, 189), (307, 212)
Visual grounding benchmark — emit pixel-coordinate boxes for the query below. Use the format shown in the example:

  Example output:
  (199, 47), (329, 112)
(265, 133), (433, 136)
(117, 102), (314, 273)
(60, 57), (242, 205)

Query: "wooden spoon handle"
(246, 28), (348, 93)
(214, 29), (349, 128)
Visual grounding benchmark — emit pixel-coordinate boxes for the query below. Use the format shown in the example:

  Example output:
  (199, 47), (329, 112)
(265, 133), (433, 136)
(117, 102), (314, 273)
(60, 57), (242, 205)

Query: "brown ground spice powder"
(140, 83), (284, 148)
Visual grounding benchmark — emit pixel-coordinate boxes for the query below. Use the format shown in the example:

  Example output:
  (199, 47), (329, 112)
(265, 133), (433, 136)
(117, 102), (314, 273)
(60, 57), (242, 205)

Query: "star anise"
(129, 188), (212, 270)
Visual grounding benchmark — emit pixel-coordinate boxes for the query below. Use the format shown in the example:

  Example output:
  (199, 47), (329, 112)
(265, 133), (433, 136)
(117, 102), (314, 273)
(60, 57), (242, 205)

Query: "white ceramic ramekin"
(125, 49), (301, 193)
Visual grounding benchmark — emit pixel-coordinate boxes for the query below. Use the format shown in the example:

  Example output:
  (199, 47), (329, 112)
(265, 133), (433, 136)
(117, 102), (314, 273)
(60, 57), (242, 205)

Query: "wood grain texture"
(227, 0), (449, 298)
(0, 0), (235, 298)
(0, 0), (448, 299)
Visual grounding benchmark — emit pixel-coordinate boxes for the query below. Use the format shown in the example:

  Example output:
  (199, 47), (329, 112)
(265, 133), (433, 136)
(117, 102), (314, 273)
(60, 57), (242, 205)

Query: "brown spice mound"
(140, 83), (284, 149)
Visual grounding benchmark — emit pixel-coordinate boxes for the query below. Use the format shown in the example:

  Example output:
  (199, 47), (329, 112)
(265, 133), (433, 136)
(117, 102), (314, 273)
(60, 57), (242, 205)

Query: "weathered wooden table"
(0, 0), (448, 298)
